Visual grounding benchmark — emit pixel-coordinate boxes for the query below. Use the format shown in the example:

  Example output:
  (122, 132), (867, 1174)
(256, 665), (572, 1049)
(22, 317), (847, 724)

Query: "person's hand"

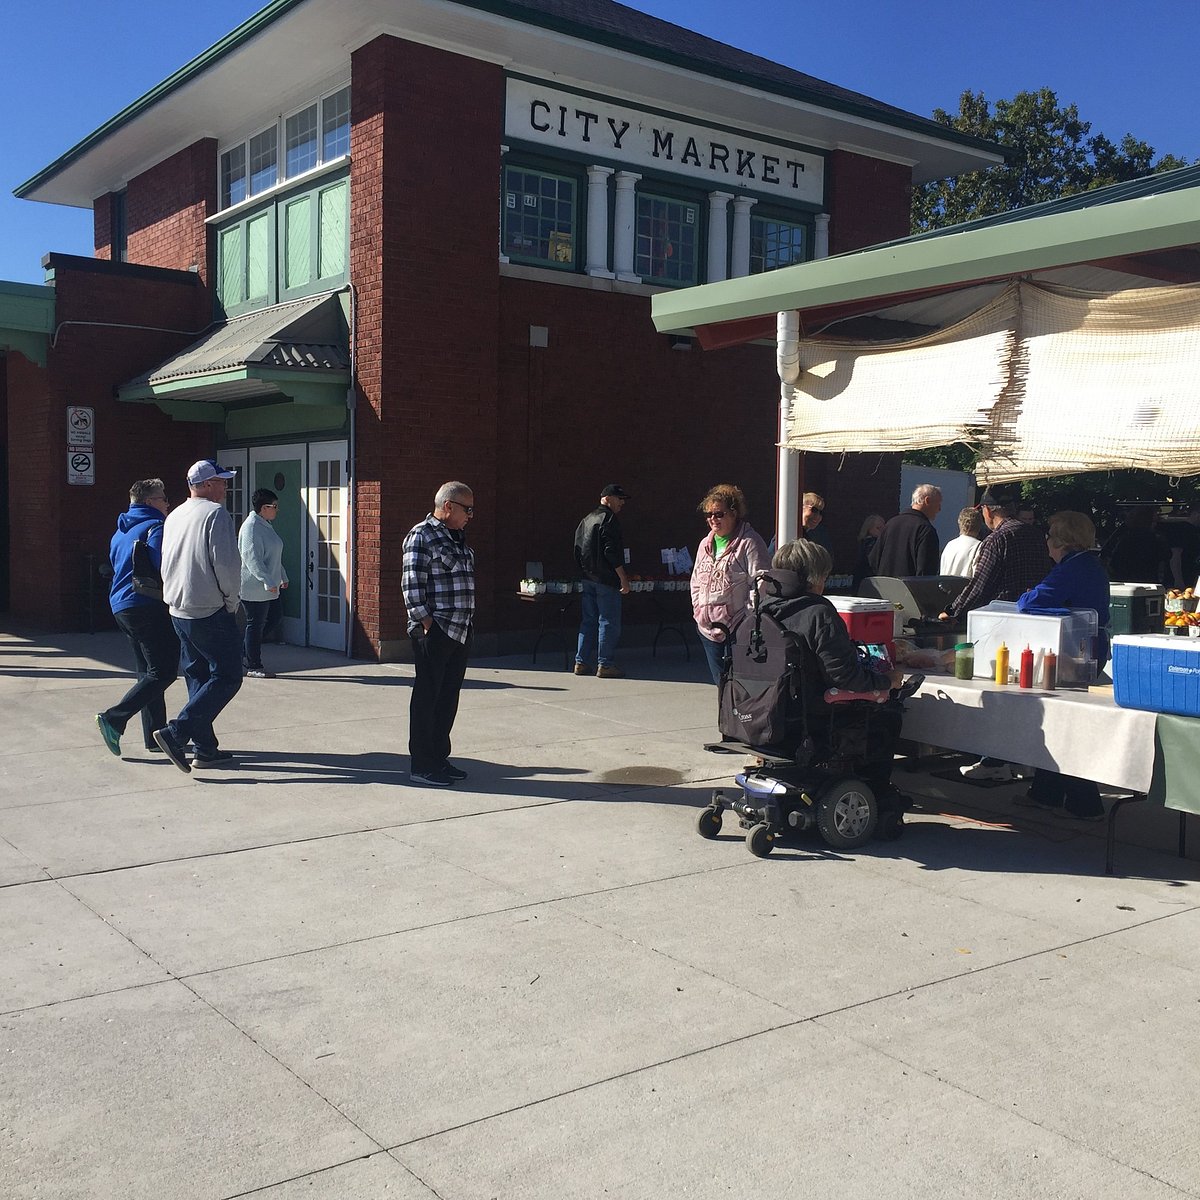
(268, 586), (278, 595)
(937, 611), (950, 621)
(422, 618), (433, 633)
(888, 668), (905, 690)
(620, 584), (631, 595)
(279, 581), (288, 590)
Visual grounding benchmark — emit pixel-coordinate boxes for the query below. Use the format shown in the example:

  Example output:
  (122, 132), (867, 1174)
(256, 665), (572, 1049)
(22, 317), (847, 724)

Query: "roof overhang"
(651, 185), (1200, 344)
(0, 282), (55, 368)
(17, 0), (1003, 209)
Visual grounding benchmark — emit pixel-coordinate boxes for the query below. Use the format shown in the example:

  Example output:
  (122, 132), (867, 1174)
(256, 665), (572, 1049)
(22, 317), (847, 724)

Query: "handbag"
(130, 530), (164, 601)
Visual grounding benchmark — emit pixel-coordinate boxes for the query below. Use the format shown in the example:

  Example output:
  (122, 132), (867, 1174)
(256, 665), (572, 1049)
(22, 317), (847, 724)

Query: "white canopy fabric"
(783, 280), (1200, 481)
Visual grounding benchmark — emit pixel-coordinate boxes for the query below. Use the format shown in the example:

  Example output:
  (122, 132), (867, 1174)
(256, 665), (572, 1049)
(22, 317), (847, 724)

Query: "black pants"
(1028, 769), (1104, 817)
(103, 604), (180, 748)
(409, 622), (470, 774)
(242, 597), (281, 668)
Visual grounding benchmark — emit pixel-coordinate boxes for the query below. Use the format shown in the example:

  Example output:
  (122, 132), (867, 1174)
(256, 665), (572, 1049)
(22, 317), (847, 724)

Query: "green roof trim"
(651, 167), (1200, 334)
(16, 0), (1001, 201)
(0, 281), (56, 367)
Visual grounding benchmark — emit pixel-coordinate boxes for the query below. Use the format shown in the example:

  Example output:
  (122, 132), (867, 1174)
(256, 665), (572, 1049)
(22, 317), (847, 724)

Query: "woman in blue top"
(1016, 511), (1110, 820)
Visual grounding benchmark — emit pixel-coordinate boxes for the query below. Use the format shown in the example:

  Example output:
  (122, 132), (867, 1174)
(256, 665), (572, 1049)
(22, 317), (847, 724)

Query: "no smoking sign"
(68, 450), (95, 486)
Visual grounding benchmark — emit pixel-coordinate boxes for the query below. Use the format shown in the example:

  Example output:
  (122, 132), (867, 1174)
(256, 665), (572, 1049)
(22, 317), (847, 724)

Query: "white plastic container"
(966, 601), (1099, 686)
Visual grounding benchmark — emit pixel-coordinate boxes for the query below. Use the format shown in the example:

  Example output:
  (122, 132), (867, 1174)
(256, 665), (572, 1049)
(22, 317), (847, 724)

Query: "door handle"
(307, 550), (314, 590)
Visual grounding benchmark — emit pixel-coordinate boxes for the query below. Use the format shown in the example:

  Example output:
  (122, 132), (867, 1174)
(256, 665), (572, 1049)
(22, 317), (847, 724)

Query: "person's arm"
(401, 527), (434, 631)
(240, 518), (274, 589)
(942, 536), (1000, 619)
(146, 520), (165, 573)
(810, 607), (895, 693)
(1017, 562), (1067, 611)
(600, 515), (630, 594)
(917, 524), (940, 576)
(211, 511), (243, 611)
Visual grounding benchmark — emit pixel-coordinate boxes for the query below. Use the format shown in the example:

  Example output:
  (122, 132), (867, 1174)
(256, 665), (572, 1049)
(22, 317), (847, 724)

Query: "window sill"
(208, 156), (351, 224)
(499, 261), (668, 297)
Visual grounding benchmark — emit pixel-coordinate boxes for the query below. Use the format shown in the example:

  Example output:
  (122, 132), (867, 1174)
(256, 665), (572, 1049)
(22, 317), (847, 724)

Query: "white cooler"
(966, 601), (1099, 686)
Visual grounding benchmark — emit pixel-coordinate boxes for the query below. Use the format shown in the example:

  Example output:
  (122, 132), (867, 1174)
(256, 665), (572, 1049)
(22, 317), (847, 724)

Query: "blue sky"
(3, 0), (1197, 284)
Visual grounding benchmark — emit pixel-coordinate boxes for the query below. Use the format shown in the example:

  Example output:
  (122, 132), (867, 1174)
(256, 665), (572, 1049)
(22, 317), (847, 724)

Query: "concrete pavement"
(2, 626), (1199, 1199)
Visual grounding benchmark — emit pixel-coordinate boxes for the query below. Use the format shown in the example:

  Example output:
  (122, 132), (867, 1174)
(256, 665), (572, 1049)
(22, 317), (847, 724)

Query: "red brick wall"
(123, 140), (217, 286)
(825, 150), (912, 254)
(94, 194), (114, 261)
(350, 35), (503, 657)
(6, 257), (213, 629)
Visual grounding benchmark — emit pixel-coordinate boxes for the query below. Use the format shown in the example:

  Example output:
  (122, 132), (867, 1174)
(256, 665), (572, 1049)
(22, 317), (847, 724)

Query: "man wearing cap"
(573, 485), (631, 678)
(939, 484), (1052, 783)
(152, 458), (244, 773)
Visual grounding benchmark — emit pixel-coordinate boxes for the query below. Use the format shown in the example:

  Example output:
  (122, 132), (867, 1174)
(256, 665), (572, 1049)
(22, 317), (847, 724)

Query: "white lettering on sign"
(67, 450), (95, 486)
(67, 405), (95, 448)
(504, 79), (824, 206)
(1167, 664), (1200, 675)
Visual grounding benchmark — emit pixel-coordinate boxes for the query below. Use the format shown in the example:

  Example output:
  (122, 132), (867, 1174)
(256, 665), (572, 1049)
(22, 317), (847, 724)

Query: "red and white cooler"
(828, 596), (895, 655)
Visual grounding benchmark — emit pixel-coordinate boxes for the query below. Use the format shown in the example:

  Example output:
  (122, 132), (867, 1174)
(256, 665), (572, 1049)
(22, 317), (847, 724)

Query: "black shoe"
(153, 727), (191, 775)
(441, 763), (468, 781)
(410, 768), (454, 788)
(193, 748), (236, 768)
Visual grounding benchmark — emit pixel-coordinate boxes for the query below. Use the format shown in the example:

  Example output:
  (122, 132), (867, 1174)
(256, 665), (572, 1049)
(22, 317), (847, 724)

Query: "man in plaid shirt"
(402, 481), (476, 787)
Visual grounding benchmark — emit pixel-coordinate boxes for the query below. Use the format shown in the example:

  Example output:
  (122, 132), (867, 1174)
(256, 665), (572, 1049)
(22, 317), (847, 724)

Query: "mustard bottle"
(994, 642), (1009, 685)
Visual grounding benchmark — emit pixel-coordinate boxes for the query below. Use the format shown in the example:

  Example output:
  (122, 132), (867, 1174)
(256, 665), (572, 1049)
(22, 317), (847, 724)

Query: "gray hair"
(912, 483), (942, 506)
(435, 481), (473, 509)
(771, 538), (833, 592)
(957, 506), (984, 536)
(129, 478), (166, 504)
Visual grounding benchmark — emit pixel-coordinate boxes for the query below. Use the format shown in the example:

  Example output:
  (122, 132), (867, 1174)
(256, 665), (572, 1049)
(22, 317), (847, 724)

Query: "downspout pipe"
(344, 282), (357, 659)
(776, 309), (801, 549)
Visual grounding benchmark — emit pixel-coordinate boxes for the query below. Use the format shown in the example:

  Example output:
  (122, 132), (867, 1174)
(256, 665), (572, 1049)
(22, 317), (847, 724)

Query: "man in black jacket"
(573, 484), (631, 678)
(868, 483), (942, 578)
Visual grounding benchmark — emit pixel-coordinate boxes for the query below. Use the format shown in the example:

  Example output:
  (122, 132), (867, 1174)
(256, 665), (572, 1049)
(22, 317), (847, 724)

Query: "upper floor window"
(636, 192), (699, 287)
(750, 215), (807, 274)
(502, 165), (577, 269)
(220, 86), (350, 211)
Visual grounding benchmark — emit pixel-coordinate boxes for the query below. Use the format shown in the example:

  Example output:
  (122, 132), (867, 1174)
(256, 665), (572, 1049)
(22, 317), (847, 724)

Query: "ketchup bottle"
(1018, 644), (1034, 689)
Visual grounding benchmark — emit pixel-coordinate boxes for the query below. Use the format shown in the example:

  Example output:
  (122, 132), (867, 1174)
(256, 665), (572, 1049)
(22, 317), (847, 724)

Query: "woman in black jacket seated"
(768, 538), (905, 790)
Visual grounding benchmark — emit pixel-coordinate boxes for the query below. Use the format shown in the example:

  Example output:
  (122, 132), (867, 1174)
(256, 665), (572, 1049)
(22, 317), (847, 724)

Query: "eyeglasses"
(449, 500), (474, 515)
(704, 510), (730, 522)
(262, 503), (278, 510)
(804, 504), (825, 514)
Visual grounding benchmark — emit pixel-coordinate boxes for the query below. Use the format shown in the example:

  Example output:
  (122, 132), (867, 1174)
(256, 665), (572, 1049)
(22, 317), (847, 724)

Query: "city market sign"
(505, 79), (824, 206)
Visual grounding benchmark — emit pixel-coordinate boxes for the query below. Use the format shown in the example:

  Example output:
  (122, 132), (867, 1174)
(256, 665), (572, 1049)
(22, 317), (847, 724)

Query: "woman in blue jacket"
(95, 479), (180, 756)
(1017, 511), (1110, 820)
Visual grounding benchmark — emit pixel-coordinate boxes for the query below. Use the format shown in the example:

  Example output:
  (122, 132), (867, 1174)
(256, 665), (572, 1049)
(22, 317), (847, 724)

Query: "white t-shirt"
(940, 534), (982, 578)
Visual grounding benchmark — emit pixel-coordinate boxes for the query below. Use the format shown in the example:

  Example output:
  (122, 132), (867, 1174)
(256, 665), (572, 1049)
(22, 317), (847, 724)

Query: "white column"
(585, 165), (614, 278)
(613, 171), (641, 282)
(706, 191), (731, 283)
(498, 144), (511, 264)
(729, 195), (757, 278)
(814, 212), (830, 259)
(776, 310), (801, 548)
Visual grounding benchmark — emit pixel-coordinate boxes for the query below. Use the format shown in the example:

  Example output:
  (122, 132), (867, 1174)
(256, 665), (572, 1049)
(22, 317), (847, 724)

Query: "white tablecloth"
(901, 677), (1155, 792)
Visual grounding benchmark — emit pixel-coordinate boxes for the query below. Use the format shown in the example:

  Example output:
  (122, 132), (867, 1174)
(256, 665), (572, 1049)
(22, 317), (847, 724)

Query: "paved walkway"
(2, 627), (1199, 1199)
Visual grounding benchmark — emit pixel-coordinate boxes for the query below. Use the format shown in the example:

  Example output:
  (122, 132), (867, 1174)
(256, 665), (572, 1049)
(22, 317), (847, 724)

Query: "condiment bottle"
(1018, 644), (1034, 688)
(1042, 648), (1057, 690)
(994, 642), (1009, 685)
(954, 642), (974, 680)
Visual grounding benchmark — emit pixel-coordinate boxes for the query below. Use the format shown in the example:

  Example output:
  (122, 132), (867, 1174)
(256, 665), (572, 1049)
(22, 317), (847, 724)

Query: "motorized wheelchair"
(698, 574), (922, 858)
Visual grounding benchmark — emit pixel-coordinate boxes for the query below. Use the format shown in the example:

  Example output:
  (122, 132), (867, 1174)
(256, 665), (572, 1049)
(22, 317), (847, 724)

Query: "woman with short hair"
(940, 506), (986, 577)
(238, 488), (289, 678)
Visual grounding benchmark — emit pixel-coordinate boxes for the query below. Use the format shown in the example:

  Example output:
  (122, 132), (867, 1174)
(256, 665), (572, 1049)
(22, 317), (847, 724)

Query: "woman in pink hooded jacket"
(691, 484), (771, 683)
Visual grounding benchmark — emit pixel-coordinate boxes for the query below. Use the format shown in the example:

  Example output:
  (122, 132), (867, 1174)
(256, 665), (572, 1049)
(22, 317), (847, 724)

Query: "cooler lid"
(1110, 583), (1165, 597)
(1112, 633), (1200, 650)
(828, 596), (893, 612)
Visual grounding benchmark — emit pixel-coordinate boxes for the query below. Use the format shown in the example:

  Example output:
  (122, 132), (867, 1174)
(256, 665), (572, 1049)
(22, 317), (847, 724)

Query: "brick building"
(2, 0), (1000, 656)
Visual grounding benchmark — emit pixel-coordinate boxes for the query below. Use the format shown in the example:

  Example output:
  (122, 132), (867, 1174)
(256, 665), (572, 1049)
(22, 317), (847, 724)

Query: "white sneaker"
(959, 762), (1014, 782)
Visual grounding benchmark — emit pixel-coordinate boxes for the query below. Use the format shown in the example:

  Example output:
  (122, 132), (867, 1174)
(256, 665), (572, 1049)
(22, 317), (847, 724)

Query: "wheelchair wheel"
(816, 779), (878, 850)
(696, 806), (722, 839)
(746, 822), (775, 857)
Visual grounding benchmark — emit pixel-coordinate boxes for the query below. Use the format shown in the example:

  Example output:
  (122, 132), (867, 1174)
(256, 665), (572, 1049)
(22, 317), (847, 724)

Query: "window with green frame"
(635, 192), (699, 286)
(750, 214), (808, 274)
(502, 165), (578, 269)
(215, 171), (349, 317)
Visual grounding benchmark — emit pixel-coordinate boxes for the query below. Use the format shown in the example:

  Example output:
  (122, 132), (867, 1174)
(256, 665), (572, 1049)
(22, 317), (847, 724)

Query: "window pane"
(318, 180), (348, 279)
(501, 166), (575, 267)
(246, 213), (270, 302)
(750, 217), (807, 274)
(248, 127), (278, 195)
(221, 146), (246, 208)
(218, 226), (245, 306)
(635, 193), (698, 286)
(322, 87), (351, 161)
(285, 105), (319, 177)
(285, 195), (312, 289)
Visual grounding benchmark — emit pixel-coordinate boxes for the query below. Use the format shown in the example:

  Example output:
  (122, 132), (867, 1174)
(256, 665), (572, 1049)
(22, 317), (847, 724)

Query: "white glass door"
(249, 444), (306, 646)
(305, 440), (348, 651)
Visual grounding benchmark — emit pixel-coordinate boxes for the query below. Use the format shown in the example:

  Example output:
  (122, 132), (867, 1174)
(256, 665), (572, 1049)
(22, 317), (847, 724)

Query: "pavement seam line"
(217, 1149), (445, 1200)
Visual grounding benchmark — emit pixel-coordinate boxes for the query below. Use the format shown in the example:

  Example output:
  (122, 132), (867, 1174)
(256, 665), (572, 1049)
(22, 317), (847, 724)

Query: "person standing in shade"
(870, 484), (942, 577)
(153, 459), (244, 774)
(402, 482), (476, 788)
(573, 484), (631, 678)
(800, 492), (833, 555)
(940, 506), (986, 577)
(851, 513), (886, 592)
(239, 488), (288, 678)
(95, 479), (180, 757)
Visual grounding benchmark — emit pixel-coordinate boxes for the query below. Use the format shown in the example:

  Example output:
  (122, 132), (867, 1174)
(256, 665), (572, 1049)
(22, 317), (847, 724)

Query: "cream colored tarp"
(783, 280), (1200, 480)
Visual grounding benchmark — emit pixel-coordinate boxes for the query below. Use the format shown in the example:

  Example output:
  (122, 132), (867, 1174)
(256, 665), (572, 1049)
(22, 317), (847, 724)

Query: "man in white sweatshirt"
(153, 459), (243, 773)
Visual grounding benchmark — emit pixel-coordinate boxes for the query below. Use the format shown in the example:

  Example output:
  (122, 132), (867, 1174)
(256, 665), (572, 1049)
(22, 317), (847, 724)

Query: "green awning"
(0, 281), (55, 368)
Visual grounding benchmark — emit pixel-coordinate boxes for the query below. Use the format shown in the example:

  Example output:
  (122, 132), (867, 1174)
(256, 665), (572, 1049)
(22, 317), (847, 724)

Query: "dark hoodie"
(108, 504), (166, 614)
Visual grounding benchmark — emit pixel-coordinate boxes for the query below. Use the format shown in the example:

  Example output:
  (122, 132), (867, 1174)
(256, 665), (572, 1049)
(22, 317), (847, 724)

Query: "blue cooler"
(1111, 634), (1200, 717)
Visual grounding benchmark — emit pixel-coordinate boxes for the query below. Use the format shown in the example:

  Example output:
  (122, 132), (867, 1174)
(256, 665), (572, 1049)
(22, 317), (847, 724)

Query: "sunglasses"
(449, 500), (474, 515)
(704, 510), (730, 521)
(805, 504), (825, 514)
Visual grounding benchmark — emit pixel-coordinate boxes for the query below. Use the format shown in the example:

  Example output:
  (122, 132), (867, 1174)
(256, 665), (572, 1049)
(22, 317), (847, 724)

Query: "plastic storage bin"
(1111, 634), (1200, 717)
(965, 602), (1099, 686)
(828, 596), (894, 648)
(1109, 583), (1164, 636)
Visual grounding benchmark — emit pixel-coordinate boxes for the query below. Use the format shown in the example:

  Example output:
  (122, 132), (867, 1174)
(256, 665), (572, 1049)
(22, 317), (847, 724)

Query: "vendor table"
(515, 591), (577, 669)
(901, 676), (1196, 874)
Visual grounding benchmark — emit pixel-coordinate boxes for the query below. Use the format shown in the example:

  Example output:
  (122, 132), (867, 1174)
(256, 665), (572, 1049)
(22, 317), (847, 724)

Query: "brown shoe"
(573, 663), (595, 676)
(597, 665), (625, 679)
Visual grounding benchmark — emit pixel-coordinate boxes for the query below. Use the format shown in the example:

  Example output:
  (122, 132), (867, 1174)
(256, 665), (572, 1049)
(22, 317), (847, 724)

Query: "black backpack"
(130, 526), (164, 601)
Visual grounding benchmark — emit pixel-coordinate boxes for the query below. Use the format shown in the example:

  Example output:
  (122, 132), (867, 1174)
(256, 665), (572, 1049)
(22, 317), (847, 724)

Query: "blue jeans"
(699, 632), (725, 685)
(168, 609), (243, 755)
(576, 580), (622, 668)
